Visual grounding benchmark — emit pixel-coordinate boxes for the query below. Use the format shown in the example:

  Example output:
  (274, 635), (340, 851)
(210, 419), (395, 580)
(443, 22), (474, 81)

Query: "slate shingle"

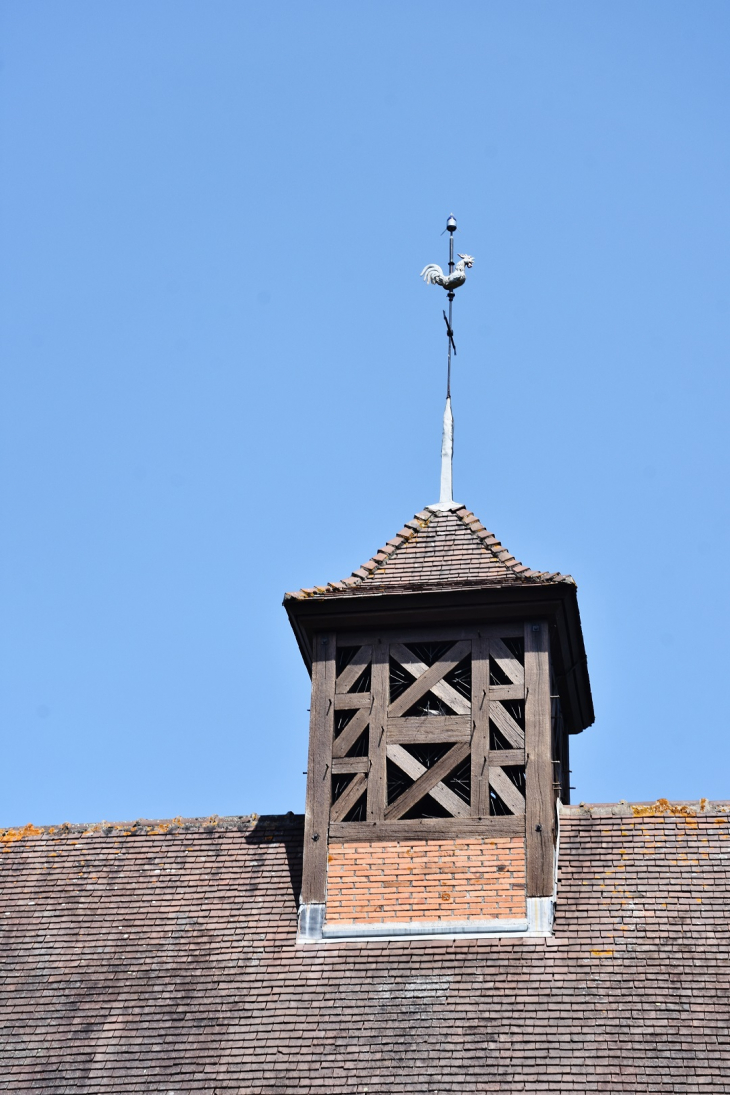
(1, 803), (729, 1092)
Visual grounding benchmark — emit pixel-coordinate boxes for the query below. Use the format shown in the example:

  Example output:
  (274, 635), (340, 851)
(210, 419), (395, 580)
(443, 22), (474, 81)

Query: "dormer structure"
(285, 501), (593, 942)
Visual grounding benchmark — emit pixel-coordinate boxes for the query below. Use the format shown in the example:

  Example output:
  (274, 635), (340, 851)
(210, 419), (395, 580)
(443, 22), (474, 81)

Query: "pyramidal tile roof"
(285, 502), (574, 601)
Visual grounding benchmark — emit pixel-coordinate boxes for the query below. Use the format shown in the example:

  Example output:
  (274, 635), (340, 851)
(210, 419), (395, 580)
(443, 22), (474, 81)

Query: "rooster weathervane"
(420, 215), (474, 510)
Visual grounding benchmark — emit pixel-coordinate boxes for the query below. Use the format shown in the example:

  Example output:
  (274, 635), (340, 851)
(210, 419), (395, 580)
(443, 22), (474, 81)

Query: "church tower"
(285, 218), (593, 942)
(285, 502), (593, 942)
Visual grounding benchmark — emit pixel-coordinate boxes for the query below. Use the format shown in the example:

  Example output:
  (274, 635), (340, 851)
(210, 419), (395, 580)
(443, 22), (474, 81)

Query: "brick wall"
(325, 835), (526, 924)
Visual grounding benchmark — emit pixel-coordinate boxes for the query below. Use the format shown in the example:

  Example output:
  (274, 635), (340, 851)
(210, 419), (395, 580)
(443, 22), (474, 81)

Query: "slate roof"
(285, 503), (573, 601)
(2, 800), (729, 1093)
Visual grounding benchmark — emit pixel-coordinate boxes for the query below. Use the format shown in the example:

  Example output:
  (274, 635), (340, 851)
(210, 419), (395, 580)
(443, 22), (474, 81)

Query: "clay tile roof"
(285, 502), (574, 601)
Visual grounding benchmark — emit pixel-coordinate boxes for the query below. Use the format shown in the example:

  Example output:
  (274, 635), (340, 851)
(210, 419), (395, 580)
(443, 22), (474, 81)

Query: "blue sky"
(1, 2), (729, 825)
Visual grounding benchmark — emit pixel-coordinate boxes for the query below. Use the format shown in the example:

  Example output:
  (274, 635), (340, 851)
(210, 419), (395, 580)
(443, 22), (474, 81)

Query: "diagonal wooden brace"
(384, 741), (470, 821)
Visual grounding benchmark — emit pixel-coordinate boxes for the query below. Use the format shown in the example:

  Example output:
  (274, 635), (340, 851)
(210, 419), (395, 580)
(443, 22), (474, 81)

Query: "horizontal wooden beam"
(387, 715), (471, 743)
(336, 623), (524, 647)
(333, 692), (370, 710)
(331, 757), (369, 775)
(488, 749), (525, 767)
(329, 816), (524, 842)
(489, 684), (525, 701)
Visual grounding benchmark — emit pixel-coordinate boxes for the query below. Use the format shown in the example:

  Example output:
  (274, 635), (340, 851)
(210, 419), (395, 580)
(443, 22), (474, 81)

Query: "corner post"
(301, 631), (336, 905)
(524, 620), (555, 896)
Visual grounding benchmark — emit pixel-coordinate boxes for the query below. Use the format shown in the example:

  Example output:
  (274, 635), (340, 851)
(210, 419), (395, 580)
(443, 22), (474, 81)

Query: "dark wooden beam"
(338, 623), (523, 647)
(301, 631), (336, 905)
(329, 816), (524, 842)
(471, 633), (490, 817)
(524, 620), (554, 897)
(366, 638), (389, 822)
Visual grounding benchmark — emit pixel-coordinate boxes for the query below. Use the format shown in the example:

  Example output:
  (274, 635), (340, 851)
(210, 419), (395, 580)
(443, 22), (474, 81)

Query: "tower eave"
(284, 579), (594, 735)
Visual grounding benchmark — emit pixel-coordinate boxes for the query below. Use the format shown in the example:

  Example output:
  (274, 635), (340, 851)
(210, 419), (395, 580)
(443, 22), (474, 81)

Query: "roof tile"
(286, 503), (574, 600)
(0, 803), (728, 1089)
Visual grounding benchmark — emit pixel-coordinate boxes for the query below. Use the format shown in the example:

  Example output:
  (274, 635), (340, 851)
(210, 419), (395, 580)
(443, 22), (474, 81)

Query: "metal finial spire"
(444, 213), (457, 400)
(420, 215), (474, 509)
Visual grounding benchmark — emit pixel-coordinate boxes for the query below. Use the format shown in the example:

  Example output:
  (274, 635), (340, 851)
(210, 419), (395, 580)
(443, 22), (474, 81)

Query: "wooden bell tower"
(286, 506), (593, 942)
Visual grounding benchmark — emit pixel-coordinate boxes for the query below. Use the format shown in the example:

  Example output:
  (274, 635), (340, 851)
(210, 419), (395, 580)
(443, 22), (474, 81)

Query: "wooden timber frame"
(300, 620), (558, 905)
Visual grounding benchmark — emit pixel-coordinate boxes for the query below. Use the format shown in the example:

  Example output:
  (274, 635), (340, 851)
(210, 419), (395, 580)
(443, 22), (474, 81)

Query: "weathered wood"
(488, 749), (524, 767)
(329, 772), (368, 823)
(488, 767), (526, 816)
(367, 638), (389, 822)
(386, 743), (469, 818)
(333, 692), (370, 710)
(524, 620), (554, 897)
(388, 640), (471, 717)
(389, 642), (471, 716)
(331, 756), (369, 774)
(489, 636), (525, 690)
(331, 705), (371, 759)
(387, 715), (470, 743)
(384, 741), (470, 821)
(329, 815), (523, 842)
(488, 684), (525, 701)
(335, 644), (372, 695)
(470, 633), (490, 817)
(301, 631), (336, 904)
(337, 623), (523, 647)
(489, 701), (525, 748)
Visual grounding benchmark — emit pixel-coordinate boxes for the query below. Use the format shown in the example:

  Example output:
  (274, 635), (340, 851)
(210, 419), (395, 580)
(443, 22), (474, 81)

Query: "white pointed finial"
(429, 396), (461, 511)
(440, 396), (453, 504)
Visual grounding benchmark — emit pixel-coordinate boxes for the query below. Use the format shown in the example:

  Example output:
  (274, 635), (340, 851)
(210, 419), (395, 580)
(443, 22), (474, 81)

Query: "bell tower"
(285, 216), (593, 941)
(285, 502), (593, 942)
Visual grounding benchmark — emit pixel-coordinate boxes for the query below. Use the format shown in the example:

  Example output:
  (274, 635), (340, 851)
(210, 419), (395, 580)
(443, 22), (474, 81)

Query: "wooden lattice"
(328, 628), (531, 826)
(302, 622), (554, 904)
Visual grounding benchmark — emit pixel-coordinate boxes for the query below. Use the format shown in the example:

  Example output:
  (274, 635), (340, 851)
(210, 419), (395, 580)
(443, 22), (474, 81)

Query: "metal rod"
(447, 292), (454, 398)
(446, 220), (455, 398)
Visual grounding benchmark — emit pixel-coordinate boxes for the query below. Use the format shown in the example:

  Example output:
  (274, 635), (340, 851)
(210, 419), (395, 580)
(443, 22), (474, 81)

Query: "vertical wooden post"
(301, 631), (336, 905)
(367, 638), (389, 821)
(524, 620), (554, 897)
(470, 634), (490, 817)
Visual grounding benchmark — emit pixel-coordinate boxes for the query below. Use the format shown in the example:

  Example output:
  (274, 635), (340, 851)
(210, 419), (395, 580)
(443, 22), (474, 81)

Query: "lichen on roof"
(0, 813), (301, 845)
